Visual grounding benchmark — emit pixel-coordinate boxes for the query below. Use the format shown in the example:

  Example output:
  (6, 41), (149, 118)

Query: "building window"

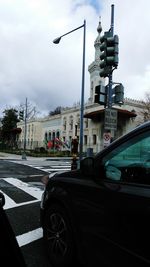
(48, 132), (51, 140)
(56, 131), (60, 139)
(91, 81), (93, 91)
(84, 135), (87, 145)
(63, 117), (67, 131)
(85, 118), (88, 128)
(69, 116), (73, 130)
(52, 132), (55, 140)
(44, 132), (48, 146)
(93, 134), (97, 145)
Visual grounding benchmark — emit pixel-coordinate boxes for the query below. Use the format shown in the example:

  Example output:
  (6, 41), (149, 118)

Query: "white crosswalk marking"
(0, 189), (16, 209)
(0, 160), (71, 249)
(3, 177), (43, 199)
(1, 177), (43, 210)
(16, 227), (43, 247)
(9, 159), (71, 173)
(0, 160), (71, 210)
(24, 164), (71, 173)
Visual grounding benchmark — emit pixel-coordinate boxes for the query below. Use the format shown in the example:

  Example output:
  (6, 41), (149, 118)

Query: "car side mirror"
(0, 192), (5, 207)
(80, 157), (94, 176)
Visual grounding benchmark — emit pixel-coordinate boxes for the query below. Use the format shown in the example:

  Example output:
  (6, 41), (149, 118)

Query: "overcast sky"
(0, 0), (150, 117)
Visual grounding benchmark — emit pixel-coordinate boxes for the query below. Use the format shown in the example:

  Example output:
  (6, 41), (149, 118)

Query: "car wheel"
(43, 203), (75, 267)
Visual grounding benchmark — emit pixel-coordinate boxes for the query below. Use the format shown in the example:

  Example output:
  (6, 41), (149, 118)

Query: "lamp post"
(53, 20), (86, 163)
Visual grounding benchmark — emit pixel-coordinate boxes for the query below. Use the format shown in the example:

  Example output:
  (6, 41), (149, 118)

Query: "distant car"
(0, 192), (26, 266)
(40, 121), (150, 267)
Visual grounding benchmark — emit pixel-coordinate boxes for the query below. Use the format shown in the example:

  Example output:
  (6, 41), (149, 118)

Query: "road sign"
(104, 108), (118, 130)
(103, 132), (111, 148)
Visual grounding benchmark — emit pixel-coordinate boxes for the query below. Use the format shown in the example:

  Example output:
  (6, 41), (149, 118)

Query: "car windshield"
(102, 131), (150, 167)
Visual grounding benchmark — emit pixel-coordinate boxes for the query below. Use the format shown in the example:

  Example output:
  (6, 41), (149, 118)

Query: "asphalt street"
(0, 155), (71, 267)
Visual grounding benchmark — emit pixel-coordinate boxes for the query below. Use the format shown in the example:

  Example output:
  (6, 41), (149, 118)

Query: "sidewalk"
(0, 152), (72, 161)
(0, 152), (24, 160)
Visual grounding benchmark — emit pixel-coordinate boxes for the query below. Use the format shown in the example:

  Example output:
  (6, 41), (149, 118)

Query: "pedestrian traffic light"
(113, 84), (124, 105)
(99, 31), (119, 78)
(94, 84), (107, 106)
(19, 110), (24, 121)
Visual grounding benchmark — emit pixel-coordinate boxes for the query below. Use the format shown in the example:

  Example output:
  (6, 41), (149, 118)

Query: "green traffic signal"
(106, 35), (119, 67)
(113, 84), (124, 104)
(99, 66), (112, 78)
(94, 84), (107, 105)
(19, 110), (24, 121)
(99, 31), (119, 78)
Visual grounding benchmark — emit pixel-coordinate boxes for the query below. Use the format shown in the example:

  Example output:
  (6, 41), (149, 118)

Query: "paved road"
(0, 157), (71, 267)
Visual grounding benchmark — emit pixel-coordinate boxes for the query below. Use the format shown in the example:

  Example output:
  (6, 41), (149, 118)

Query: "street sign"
(103, 131), (111, 148)
(104, 108), (118, 130)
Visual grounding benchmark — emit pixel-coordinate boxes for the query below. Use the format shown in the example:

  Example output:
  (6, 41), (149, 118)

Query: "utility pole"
(22, 97), (27, 160)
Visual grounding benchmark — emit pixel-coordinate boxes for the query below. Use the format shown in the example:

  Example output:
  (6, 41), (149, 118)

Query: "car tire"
(43, 203), (76, 267)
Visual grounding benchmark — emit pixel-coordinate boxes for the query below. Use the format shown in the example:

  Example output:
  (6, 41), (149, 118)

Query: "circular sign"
(103, 132), (111, 148)
(103, 132), (111, 141)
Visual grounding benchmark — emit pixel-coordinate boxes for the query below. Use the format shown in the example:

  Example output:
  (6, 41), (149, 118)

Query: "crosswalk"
(0, 177), (43, 210)
(27, 163), (71, 173)
(9, 159), (71, 174)
(0, 176), (44, 247)
(0, 159), (72, 248)
(0, 159), (71, 210)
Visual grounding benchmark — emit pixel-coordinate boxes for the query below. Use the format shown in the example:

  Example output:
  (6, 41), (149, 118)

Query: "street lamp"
(53, 20), (86, 162)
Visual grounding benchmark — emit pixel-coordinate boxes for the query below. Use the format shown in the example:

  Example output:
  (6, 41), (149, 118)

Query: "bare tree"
(49, 106), (61, 116)
(140, 92), (150, 122)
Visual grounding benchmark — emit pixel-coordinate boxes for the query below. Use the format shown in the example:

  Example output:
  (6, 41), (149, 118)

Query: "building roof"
(84, 108), (137, 120)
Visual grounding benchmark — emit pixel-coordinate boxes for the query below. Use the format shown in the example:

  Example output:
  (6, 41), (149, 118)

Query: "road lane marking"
(0, 177), (43, 209)
(16, 227), (43, 247)
(3, 177), (43, 199)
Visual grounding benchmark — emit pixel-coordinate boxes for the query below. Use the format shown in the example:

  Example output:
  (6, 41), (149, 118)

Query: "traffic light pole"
(108, 4), (114, 108)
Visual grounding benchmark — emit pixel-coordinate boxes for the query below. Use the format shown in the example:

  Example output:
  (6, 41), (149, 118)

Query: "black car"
(40, 121), (150, 267)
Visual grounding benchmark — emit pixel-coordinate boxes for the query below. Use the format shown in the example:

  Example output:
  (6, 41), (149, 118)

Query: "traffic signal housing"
(113, 84), (124, 105)
(100, 31), (119, 78)
(19, 110), (24, 121)
(94, 84), (107, 106)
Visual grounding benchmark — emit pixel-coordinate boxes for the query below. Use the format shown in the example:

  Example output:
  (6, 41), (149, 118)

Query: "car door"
(99, 128), (150, 265)
(69, 126), (150, 266)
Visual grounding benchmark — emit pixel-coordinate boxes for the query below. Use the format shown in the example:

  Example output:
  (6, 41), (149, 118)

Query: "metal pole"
(22, 97), (27, 160)
(79, 20), (86, 162)
(108, 4), (114, 108)
(53, 24), (84, 44)
(53, 21), (86, 163)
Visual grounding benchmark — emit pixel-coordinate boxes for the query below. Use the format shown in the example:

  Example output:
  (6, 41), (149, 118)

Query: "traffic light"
(113, 84), (124, 105)
(19, 110), (24, 121)
(99, 31), (119, 78)
(94, 84), (107, 106)
(105, 35), (119, 67)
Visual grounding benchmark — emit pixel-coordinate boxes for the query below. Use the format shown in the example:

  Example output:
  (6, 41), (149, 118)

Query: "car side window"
(102, 131), (150, 184)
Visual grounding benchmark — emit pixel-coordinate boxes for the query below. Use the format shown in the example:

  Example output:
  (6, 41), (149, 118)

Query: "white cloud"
(0, 0), (149, 117)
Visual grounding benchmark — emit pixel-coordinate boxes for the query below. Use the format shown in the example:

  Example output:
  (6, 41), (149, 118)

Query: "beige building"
(17, 20), (145, 154)
(18, 118), (43, 150)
